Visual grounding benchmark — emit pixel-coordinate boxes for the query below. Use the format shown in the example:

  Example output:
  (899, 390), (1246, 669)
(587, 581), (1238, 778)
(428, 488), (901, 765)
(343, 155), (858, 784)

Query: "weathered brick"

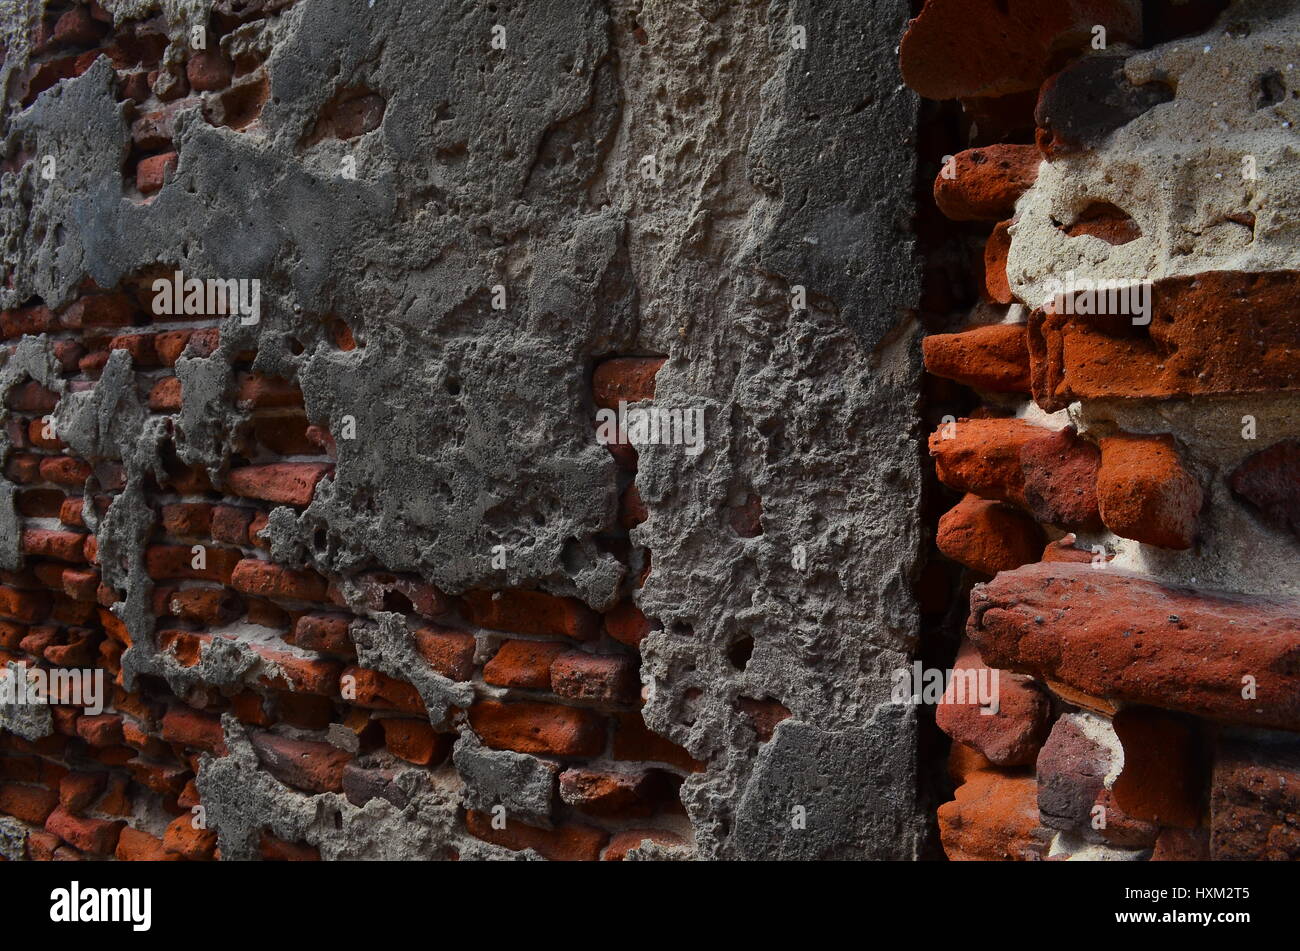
(1097, 433), (1202, 549)
(249, 732), (349, 794)
(482, 639), (568, 690)
(551, 651), (637, 704)
(969, 562), (1300, 730)
(226, 462), (331, 507)
(45, 806), (124, 855)
(463, 589), (599, 641)
(468, 700), (605, 757)
(465, 809), (607, 861)
(923, 322), (1031, 394)
(230, 558), (328, 602)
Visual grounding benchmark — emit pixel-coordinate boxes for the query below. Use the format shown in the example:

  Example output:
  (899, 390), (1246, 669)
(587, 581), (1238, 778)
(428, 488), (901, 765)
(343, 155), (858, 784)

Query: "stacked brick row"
(903, 0), (1299, 860)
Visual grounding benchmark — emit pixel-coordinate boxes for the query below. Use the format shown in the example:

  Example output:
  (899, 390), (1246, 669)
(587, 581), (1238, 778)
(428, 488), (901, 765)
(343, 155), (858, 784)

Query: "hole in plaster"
(382, 590), (414, 615)
(1253, 70), (1287, 109)
(727, 635), (754, 671)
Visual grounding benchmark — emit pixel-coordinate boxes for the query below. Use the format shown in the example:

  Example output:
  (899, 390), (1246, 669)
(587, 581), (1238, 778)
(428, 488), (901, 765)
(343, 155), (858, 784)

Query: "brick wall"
(0, 0), (925, 862)
(906, 0), (1300, 860)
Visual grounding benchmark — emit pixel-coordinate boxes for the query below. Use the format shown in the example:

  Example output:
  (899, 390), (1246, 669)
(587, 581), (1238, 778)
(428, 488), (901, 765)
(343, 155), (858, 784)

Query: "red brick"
(611, 712), (702, 772)
(1097, 433), (1202, 549)
(27, 416), (64, 451)
(39, 456), (92, 486)
(900, 0), (1140, 100)
(1028, 271), (1300, 411)
(411, 625), (475, 680)
(928, 417), (1042, 507)
(147, 376), (182, 411)
(211, 504), (256, 545)
(230, 558), (328, 602)
(0, 587), (50, 623)
(6, 380), (59, 413)
(969, 562), (1300, 731)
(559, 767), (668, 817)
(1210, 737), (1300, 860)
(226, 462), (330, 507)
(137, 151), (177, 194)
(1, 304), (57, 339)
(234, 373), (303, 409)
(605, 600), (652, 649)
(463, 589), (599, 641)
(49, 6), (104, 48)
(736, 696), (791, 741)
(165, 587), (244, 625)
(0, 782), (59, 824)
(161, 813), (217, 860)
(45, 806), (123, 854)
(465, 810), (607, 861)
(1019, 425), (1102, 532)
(482, 639), (568, 690)
(259, 833), (320, 861)
(930, 145), (1041, 222)
(59, 293), (136, 330)
(1111, 708), (1205, 828)
(468, 700), (605, 757)
(380, 718), (452, 766)
(291, 613), (353, 653)
(116, 826), (179, 861)
(20, 528), (87, 563)
(186, 49), (232, 91)
(934, 640), (1050, 767)
(249, 732), (349, 794)
(938, 768), (1050, 861)
(983, 219), (1014, 303)
(592, 357), (665, 410)
(1230, 440), (1300, 539)
(76, 714), (124, 748)
(27, 829), (61, 861)
(343, 666), (424, 714)
(160, 502), (213, 539)
(126, 757), (190, 797)
(551, 651), (637, 704)
(161, 705), (227, 755)
(255, 648), (341, 696)
(58, 772), (107, 814)
(145, 544), (242, 583)
(936, 494), (1044, 576)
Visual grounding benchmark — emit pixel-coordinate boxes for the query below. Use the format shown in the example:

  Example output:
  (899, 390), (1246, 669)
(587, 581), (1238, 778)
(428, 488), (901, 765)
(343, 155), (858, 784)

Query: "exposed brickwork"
(908, 0), (1300, 862)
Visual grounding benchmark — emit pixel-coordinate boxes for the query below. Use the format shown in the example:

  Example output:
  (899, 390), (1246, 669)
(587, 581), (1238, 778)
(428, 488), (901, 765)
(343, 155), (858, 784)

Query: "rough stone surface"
(731, 707), (921, 860)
